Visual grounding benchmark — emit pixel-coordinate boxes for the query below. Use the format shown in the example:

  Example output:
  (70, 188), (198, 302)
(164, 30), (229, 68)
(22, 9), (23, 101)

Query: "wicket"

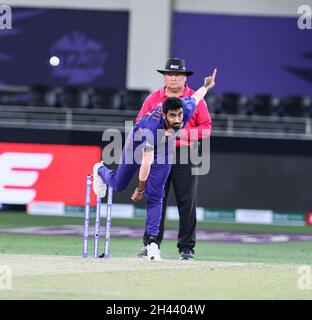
(82, 174), (113, 259)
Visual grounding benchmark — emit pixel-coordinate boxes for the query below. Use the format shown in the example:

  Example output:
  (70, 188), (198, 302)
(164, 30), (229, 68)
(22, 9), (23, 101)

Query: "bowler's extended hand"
(131, 188), (144, 202)
(204, 68), (217, 90)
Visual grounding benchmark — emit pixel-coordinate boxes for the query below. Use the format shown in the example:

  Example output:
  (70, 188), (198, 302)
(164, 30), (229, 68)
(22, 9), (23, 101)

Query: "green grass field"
(0, 212), (312, 299)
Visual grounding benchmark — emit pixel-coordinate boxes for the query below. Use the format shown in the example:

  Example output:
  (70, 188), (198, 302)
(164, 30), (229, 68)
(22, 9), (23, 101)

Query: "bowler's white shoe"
(93, 162), (107, 198)
(147, 243), (161, 261)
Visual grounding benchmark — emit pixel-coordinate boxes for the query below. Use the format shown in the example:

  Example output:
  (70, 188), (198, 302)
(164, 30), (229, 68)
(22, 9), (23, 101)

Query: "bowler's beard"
(172, 123), (182, 129)
(165, 118), (182, 132)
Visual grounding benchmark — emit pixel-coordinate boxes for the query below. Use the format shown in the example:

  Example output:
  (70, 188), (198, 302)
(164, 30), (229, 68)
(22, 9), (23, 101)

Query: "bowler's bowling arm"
(137, 149), (154, 191)
(131, 149), (154, 202)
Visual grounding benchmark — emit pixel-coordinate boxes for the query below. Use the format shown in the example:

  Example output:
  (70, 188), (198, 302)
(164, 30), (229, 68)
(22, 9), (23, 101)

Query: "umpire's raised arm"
(192, 68), (217, 105)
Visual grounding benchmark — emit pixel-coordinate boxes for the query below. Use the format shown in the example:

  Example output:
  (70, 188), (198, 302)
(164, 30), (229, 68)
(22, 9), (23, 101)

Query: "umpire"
(136, 58), (212, 260)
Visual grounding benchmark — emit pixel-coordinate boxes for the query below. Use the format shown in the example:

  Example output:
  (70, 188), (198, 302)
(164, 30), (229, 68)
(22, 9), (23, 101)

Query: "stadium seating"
(118, 89), (150, 110)
(89, 87), (120, 109)
(1, 85), (312, 120)
(282, 95), (311, 117)
(252, 94), (281, 116)
(205, 92), (222, 114)
(304, 97), (312, 117)
(220, 92), (250, 115)
(0, 86), (29, 106)
(57, 86), (85, 108)
(28, 85), (62, 108)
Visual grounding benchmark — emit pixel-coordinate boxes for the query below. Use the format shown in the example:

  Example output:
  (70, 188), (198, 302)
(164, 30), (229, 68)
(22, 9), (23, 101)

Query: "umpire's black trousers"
(143, 145), (199, 253)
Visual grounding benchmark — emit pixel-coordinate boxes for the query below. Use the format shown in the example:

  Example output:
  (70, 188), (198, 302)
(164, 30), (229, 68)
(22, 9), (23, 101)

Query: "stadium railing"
(0, 104), (312, 140)
(1, 86), (312, 139)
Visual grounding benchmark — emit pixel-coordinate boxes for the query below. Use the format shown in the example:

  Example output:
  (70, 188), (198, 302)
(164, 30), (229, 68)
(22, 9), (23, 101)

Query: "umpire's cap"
(157, 58), (194, 76)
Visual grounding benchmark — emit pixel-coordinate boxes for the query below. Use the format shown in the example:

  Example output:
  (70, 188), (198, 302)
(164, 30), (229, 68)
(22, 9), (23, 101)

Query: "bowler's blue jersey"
(135, 96), (196, 151)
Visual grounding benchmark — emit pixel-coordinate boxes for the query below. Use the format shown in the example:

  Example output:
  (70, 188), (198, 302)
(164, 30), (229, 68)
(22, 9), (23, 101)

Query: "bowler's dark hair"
(162, 97), (183, 114)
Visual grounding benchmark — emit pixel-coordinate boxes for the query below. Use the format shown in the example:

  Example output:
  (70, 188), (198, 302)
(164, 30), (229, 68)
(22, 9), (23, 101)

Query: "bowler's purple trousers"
(98, 128), (171, 237)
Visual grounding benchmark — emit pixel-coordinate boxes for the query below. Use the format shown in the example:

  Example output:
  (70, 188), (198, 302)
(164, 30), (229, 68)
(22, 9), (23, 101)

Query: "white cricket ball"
(49, 56), (60, 67)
